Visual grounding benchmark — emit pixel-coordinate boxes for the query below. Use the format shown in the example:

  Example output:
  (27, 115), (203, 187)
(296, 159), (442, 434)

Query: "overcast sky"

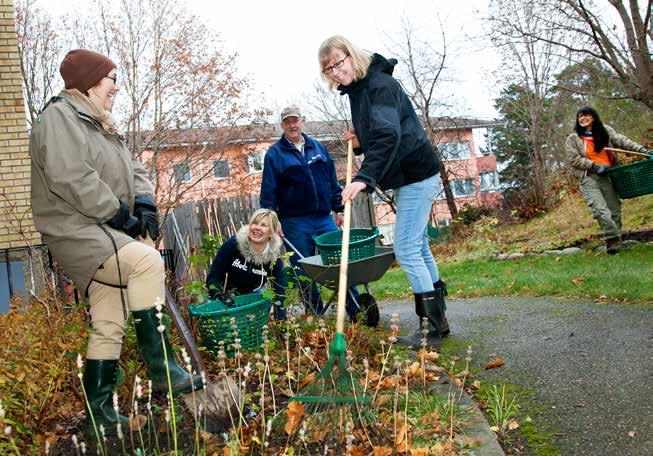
(42, 0), (500, 121)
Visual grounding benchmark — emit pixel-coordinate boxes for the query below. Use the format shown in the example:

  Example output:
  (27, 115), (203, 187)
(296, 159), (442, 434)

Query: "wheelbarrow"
(283, 237), (394, 327)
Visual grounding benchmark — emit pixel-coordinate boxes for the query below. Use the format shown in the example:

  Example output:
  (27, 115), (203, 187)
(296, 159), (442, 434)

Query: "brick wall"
(0, 0), (39, 248)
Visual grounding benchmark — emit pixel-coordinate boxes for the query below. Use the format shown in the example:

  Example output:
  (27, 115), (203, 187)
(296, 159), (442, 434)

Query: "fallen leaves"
(571, 277), (586, 286)
(394, 419), (412, 453)
(372, 446), (393, 456)
(284, 401), (304, 435)
(298, 372), (316, 389)
(129, 414), (147, 431)
(484, 359), (505, 370)
(418, 349), (440, 361)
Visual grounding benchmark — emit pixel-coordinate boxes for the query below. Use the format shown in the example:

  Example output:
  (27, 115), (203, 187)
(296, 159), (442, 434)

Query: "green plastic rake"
(288, 140), (377, 438)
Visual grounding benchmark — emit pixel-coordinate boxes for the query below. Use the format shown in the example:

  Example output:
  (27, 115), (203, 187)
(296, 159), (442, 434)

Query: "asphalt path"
(381, 296), (653, 455)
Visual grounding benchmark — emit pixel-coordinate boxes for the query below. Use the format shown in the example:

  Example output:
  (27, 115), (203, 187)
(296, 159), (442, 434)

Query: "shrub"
(0, 294), (88, 453)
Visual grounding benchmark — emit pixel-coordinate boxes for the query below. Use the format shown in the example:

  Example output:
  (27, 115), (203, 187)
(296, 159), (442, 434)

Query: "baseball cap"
(280, 105), (302, 122)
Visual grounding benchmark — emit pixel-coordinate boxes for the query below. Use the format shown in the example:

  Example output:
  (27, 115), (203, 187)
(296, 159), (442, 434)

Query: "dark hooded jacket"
(339, 53), (439, 191)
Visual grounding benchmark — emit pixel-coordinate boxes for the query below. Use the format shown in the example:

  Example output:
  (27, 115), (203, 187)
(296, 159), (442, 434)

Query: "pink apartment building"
(149, 118), (503, 237)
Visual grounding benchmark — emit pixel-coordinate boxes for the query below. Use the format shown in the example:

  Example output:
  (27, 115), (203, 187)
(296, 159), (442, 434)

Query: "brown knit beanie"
(59, 49), (116, 93)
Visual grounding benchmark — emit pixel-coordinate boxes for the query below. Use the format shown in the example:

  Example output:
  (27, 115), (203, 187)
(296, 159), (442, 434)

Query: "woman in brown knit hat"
(29, 49), (203, 437)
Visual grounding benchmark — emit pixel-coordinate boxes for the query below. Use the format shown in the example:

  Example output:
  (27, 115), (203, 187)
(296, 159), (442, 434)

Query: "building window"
(451, 178), (476, 197)
(372, 190), (393, 205)
(1, 260), (24, 313)
(438, 141), (471, 160)
(247, 150), (265, 174)
(173, 162), (191, 183)
(434, 177), (446, 200)
(479, 171), (500, 192)
(212, 159), (230, 179)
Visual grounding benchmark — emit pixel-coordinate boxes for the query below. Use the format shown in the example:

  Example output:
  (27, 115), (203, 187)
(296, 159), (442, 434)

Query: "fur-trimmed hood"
(236, 225), (283, 266)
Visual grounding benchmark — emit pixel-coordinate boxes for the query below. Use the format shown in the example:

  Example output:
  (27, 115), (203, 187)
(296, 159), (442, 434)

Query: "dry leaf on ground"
(508, 419), (520, 430)
(129, 414), (147, 431)
(407, 362), (422, 378)
(484, 359), (505, 370)
(418, 349), (439, 361)
(284, 401), (304, 435)
(571, 277), (586, 286)
(394, 419), (412, 453)
(411, 448), (430, 456)
(349, 445), (367, 456)
(299, 372), (316, 389)
(372, 446), (393, 456)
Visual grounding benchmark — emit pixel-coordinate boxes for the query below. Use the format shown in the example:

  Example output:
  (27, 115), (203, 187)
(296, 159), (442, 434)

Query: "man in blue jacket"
(260, 105), (357, 316)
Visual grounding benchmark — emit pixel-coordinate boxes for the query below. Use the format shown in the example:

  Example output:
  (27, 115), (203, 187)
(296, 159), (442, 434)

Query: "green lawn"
(370, 243), (653, 303)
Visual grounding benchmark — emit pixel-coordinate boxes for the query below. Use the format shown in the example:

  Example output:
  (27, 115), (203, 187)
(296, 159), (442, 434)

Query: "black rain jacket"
(339, 53), (439, 191)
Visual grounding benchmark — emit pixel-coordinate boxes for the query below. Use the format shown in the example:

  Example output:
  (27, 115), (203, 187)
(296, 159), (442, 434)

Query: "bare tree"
(15, 0), (267, 242)
(386, 17), (461, 217)
(489, 0), (573, 207)
(498, 0), (653, 110)
(14, 0), (68, 126)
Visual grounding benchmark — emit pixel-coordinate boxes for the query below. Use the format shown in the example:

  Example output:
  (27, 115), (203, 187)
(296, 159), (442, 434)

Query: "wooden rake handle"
(605, 147), (651, 158)
(335, 140), (354, 334)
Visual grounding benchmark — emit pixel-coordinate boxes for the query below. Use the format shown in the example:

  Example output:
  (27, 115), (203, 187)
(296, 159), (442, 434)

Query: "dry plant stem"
(128, 411), (136, 454)
(263, 343), (277, 415)
(449, 391), (455, 440)
(159, 331), (178, 455)
(147, 409), (161, 454)
(372, 341), (395, 403)
(404, 361), (409, 449)
(348, 370), (374, 448)
(392, 363), (400, 451)
(77, 371), (106, 456)
(285, 332), (294, 396)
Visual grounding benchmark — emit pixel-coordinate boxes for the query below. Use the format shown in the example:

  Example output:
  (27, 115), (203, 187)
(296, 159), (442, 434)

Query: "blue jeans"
(393, 174), (440, 293)
(282, 214), (359, 316)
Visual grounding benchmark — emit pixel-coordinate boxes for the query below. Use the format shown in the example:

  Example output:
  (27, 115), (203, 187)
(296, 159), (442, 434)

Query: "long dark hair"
(574, 106), (609, 152)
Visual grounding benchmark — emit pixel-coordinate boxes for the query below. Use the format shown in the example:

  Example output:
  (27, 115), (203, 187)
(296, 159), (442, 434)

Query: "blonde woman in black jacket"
(318, 35), (449, 348)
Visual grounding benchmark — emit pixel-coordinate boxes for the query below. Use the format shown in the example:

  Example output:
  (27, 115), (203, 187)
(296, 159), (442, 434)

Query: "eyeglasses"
(322, 55), (349, 75)
(104, 75), (117, 84)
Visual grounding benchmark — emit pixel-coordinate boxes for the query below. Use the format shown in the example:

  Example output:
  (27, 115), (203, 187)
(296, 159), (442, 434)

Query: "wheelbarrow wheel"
(357, 293), (380, 328)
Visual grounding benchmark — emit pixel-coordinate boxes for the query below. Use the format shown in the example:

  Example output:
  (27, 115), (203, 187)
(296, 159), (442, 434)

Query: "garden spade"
(142, 236), (241, 431)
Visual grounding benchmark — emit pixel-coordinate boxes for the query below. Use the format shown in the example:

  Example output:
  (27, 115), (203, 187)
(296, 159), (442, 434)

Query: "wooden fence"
(162, 193), (376, 282)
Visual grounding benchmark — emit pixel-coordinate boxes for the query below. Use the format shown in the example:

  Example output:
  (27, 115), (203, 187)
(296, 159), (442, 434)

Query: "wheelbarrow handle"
(283, 237), (305, 260)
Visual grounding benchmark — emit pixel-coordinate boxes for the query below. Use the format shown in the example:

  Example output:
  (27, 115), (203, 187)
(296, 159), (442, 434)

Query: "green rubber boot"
(132, 308), (203, 395)
(83, 359), (129, 438)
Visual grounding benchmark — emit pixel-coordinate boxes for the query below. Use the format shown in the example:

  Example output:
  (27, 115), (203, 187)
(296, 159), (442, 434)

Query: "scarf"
(62, 89), (118, 134)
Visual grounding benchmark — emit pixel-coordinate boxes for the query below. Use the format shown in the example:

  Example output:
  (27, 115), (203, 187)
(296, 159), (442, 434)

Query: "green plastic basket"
(313, 227), (379, 265)
(189, 293), (271, 357)
(606, 158), (653, 199)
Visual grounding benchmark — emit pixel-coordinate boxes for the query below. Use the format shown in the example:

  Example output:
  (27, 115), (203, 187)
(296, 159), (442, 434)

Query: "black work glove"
(133, 195), (159, 241)
(215, 290), (236, 307)
(107, 200), (141, 238)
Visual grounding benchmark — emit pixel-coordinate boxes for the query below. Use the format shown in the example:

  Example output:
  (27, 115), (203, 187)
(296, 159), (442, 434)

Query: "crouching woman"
(206, 209), (287, 320)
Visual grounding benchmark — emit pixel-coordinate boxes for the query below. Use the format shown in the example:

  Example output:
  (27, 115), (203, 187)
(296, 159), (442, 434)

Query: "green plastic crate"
(606, 158), (653, 199)
(313, 227), (379, 265)
(189, 292), (271, 357)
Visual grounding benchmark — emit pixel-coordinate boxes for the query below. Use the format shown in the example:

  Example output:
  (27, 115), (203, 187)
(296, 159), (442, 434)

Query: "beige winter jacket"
(565, 125), (646, 178)
(30, 90), (154, 294)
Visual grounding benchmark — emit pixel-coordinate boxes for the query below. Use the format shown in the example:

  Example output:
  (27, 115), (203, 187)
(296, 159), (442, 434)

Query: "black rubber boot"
(397, 291), (441, 349)
(132, 308), (203, 395)
(83, 359), (129, 437)
(433, 280), (450, 337)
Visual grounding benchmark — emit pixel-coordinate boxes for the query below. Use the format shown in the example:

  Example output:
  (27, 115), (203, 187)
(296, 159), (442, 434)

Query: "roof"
(133, 117), (502, 149)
